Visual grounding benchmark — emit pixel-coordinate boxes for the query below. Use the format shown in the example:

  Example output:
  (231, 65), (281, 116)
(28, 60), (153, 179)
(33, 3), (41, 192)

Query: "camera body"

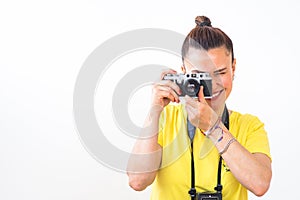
(163, 73), (212, 98)
(197, 192), (222, 200)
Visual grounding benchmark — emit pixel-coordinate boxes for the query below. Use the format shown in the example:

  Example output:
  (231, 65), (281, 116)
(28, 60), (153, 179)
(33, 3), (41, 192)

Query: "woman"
(127, 16), (272, 200)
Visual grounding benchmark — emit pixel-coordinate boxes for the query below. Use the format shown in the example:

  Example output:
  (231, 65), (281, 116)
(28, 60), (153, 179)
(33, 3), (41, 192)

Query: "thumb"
(198, 86), (207, 104)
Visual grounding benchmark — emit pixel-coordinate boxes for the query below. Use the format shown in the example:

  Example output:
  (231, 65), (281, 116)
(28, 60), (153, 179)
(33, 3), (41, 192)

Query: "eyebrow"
(214, 67), (227, 73)
(190, 67), (227, 74)
(191, 69), (205, 73)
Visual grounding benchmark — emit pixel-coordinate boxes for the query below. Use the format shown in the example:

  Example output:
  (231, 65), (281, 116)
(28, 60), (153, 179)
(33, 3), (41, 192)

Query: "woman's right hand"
(151, 69), (182, 112)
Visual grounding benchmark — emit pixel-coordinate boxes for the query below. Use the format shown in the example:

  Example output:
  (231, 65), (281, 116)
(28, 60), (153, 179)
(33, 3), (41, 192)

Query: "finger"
(160, 91), (176, 102)
(198, 86), (207, 104)
(184, 95), (199, 107)
(158, 80), (182, 96)
(159, 85), (179, 100)
(185, 106), (198, 119)
(185, 105), (199, 127)
(155, 85), (179, 103)
(160, 69), (177, 80)
(185, 105), (195, 120)
(185, 96), (201, 120)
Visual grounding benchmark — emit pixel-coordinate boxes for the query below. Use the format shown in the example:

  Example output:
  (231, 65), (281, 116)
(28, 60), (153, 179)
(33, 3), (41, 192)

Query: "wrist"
(218, 137), (236, 155)
(204, 117), (221, 137)
(207, 125), (224, 144)
(149, 104), (164, 116)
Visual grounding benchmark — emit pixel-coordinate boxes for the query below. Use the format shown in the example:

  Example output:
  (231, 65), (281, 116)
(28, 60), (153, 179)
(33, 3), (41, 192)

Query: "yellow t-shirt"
(150, 104), (271, 200)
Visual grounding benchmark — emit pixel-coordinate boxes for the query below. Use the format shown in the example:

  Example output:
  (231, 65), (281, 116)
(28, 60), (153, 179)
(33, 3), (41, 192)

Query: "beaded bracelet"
(219, 138), (236, 155)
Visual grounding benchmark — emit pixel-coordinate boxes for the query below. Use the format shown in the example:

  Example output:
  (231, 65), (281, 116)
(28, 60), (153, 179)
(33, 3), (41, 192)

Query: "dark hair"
(181, 16), (234, 63)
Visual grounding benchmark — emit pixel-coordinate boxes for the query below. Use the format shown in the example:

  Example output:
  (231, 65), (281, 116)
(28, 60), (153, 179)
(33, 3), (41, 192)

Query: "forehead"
(183, 47), (231, 71)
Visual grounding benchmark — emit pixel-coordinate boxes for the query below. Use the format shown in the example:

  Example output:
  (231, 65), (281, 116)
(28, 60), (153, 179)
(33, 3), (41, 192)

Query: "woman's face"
(182, 46), (236, 114)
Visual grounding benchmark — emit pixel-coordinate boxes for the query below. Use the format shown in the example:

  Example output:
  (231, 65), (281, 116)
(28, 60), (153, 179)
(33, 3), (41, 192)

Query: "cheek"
(222, 76), (233, 97)
(214, 75), (232, 88)
(222, 78), (231, 88)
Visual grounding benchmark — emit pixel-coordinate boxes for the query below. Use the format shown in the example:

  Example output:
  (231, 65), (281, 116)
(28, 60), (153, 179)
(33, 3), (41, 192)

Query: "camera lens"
(184, 79), (200, 97)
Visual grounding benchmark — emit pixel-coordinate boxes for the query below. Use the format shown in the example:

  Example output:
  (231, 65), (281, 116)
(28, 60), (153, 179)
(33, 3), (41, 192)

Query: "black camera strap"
(188, 106), (229, 200)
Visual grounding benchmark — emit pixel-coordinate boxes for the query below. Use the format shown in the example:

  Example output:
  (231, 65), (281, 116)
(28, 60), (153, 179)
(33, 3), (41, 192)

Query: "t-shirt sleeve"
(244, 115), (271, 160)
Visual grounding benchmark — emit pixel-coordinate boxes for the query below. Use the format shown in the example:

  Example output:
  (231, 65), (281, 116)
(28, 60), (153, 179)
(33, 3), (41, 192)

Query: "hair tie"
(195, 16), (212, 27)
(199, 21), (211, 27)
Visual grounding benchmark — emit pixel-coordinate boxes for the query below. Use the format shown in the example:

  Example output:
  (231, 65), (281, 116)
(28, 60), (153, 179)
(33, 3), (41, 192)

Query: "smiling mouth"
(212, 89), (225, 99)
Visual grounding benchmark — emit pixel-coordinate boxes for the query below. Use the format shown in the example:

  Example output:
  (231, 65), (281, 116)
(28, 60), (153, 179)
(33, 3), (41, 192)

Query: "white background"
(1, 0), (300, 199)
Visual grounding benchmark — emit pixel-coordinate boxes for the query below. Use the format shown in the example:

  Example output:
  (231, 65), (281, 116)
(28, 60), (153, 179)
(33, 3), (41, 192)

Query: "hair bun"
(195, 16), (212, 27)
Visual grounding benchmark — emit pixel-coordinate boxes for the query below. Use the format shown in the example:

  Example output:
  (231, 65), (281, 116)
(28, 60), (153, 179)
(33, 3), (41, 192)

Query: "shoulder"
(229, 110), (266, 139)
(230, 111), (264, 128)
(230, 111), (271, 157)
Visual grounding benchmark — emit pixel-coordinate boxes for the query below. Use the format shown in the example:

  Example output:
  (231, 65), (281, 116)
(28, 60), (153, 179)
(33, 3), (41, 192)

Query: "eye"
(214, 71), (226, 76)
(213, 67), (228, 76)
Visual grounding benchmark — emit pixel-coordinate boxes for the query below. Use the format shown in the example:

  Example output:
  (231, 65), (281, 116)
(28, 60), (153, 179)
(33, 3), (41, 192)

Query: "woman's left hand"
(184, 86), (218, 131)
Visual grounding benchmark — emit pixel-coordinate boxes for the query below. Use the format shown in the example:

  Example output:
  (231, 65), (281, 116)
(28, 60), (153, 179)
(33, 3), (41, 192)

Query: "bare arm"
(127, 69), (181, 191)
(185, 88), (272, 196)
(127, 110), (162, 191)
(211, 127), (272, 196)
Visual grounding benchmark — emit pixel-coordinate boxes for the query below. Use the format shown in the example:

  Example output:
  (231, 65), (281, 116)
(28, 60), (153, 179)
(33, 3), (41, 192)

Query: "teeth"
(212, 90), (223, 98)
(212, 93), (219, 98)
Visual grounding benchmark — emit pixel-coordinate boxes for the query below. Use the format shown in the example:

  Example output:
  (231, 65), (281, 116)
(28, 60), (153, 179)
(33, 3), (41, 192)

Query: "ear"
(232, 58), (236, 78)
(181, 65), (186, 74)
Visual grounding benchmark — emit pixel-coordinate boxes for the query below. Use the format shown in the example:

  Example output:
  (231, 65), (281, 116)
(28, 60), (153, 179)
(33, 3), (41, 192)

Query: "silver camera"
(163, 73), (212, 98)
